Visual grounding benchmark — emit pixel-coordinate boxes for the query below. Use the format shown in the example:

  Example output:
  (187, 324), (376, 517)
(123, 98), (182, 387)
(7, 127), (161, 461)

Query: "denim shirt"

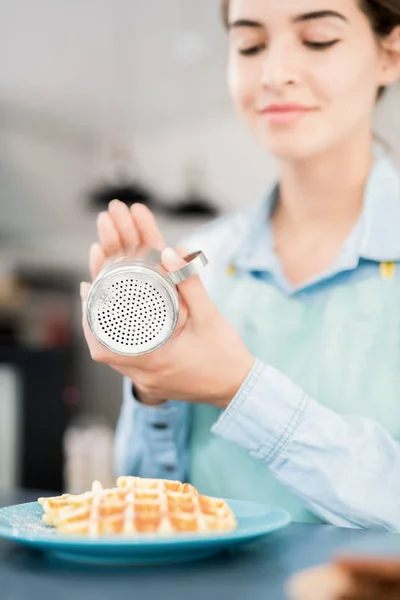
(115, 146), (400, 531)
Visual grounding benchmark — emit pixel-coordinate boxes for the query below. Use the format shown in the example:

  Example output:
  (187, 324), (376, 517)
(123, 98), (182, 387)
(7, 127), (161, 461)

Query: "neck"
(274, 129), (374, 234)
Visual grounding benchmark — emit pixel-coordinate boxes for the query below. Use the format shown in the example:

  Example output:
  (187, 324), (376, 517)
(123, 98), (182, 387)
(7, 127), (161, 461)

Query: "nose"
(260, 40), (299, 90)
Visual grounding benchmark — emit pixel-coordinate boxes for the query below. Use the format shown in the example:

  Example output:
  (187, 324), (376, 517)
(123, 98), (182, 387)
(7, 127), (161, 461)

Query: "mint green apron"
(190, 264), (400, 522)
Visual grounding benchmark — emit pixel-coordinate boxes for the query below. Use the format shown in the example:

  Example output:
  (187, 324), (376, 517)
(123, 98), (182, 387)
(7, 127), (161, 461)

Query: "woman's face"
(227, 0), (395, 160)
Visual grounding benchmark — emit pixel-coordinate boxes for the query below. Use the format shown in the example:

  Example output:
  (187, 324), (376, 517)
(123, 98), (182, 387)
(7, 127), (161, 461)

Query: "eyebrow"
(228, 19), (263, 30)
(228, 10), (347, 30)
(293, 10), (348, 23)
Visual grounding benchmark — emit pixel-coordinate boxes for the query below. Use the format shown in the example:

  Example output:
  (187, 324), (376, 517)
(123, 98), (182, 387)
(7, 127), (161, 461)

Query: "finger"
(97, 211), (123, 257)
(108, 199), (140, 251)
(80, 281), (91, 302)
(89, 243), (106, 280)
(131, 203), (165, 250)
(162, 247), (212, 321)
(175, 246), (189, 258)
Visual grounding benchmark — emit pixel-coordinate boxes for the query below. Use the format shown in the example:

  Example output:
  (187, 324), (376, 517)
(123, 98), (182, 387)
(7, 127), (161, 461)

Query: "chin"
(257, 132), (324, 162)
(243, 110), (337, 163)
(252, 119), (342, 163)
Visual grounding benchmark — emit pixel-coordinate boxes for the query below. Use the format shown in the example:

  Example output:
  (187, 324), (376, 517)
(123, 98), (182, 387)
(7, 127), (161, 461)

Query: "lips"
(259, 104), (314, 124)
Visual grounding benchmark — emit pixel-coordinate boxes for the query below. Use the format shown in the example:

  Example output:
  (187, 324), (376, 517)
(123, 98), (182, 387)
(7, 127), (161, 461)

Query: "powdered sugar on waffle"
(38, 476), (237, 537)
(88, 480), (102, 536)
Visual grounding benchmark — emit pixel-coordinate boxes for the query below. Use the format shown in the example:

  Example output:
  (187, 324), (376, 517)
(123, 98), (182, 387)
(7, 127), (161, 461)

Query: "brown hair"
(221, 0), (400, 97)
(221, 0), (400, 31)
(221, 0), (229, 27)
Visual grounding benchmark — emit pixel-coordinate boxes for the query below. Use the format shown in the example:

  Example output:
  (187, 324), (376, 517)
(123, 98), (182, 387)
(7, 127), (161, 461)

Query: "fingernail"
(97, 211), (107, 222)
(163, 247), (184, 269)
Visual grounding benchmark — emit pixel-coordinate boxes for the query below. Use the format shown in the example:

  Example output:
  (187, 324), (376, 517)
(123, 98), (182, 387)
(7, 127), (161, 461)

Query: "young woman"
(81, 0), (400, 530)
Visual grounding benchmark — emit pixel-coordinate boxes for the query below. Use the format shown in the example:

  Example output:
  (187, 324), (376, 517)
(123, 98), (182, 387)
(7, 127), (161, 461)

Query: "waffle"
(38, 476), (237, 536)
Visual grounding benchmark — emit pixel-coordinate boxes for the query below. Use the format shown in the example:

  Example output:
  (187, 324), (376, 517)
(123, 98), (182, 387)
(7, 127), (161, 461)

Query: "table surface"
(1, 490), (399, 600)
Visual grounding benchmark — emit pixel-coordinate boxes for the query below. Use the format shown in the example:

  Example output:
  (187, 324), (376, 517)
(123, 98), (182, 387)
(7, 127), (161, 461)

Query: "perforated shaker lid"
(87, 266), (179, 356)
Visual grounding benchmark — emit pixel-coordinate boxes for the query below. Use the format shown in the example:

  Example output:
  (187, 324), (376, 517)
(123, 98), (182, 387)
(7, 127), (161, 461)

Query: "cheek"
(227, 58), (260, 113)
(310, 48), (379, 112)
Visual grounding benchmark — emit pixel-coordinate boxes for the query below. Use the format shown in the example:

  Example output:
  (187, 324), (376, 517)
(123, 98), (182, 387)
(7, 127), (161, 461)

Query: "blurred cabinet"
(0, 346), (77, 492)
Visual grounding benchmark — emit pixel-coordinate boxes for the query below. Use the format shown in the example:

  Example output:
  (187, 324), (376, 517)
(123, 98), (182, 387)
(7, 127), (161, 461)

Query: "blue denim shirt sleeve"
(213, 359), (400, 531)
(114, 377), (192, 482)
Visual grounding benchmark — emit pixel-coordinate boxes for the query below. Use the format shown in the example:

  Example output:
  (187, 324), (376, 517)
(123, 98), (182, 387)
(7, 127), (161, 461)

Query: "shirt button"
(152, 422), (168, 430)
(163, 465), (175, 473)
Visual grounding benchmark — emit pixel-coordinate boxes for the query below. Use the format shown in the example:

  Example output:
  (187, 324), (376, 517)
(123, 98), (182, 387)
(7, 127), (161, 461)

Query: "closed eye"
(238, 44), (265, 56)
(304, 39), (340, 50)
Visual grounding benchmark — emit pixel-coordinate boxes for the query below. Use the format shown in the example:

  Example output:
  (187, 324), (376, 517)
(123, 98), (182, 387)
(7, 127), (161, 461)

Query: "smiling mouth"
(259, 105), (315, 124)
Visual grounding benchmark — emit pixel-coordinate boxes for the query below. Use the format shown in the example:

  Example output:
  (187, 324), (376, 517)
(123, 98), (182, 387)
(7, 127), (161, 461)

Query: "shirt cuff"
(211, 359), (309, 464)
(124, 376), (181, 426)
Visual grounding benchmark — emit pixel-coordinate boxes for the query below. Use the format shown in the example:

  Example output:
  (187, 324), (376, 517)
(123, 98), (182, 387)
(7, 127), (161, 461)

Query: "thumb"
(162, 247), (213, 319)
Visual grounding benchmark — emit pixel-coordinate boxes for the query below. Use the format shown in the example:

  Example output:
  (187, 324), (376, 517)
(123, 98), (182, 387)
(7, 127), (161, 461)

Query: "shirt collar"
(236, 145), (400, 273)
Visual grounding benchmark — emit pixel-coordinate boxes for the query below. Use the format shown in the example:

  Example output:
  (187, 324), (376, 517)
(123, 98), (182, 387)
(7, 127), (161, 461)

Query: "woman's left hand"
(81, 223), (255, 410)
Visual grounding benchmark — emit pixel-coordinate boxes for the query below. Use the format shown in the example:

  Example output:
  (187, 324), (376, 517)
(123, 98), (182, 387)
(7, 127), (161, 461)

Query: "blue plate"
(0, 500), (290, 565)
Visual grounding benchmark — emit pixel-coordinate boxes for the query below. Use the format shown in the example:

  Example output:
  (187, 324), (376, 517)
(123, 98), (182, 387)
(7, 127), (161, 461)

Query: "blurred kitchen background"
(1, 0), (399, 495)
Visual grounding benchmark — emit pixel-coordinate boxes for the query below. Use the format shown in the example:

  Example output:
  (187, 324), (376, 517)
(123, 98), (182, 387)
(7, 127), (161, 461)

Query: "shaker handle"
(168, 251), (208, 285)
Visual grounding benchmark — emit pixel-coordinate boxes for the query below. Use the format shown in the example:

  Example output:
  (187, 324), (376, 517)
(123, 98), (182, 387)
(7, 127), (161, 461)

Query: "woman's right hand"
(83, 200), (170, 405)
(83, 199), (254, 409)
